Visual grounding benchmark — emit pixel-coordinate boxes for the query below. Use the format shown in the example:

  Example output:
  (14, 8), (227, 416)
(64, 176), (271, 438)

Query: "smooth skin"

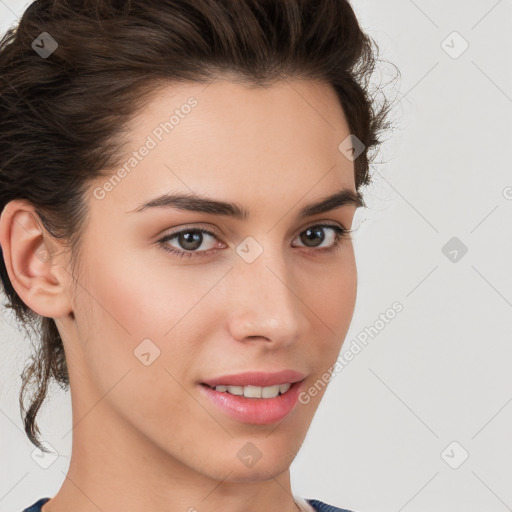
(0, 77), (359, 512)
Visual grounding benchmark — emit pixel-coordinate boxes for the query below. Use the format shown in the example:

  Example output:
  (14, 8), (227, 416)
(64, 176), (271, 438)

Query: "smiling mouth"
(198, 379), (305, 424)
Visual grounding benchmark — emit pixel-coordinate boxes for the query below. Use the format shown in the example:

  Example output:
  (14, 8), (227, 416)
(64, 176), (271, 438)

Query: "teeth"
(212, 383), (293, 398)
(279, 383), (291, 394)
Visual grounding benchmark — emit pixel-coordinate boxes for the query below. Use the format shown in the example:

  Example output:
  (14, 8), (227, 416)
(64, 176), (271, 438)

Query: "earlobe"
(0, 200), (73, 319)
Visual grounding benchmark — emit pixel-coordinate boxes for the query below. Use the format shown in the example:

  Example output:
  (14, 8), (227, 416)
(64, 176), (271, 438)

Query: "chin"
(219, 460), (293, 483)
(189, 440), (297, 483)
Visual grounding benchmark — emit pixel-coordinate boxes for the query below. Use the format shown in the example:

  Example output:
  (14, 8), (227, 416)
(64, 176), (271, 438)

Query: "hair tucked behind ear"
(0, 0), (399, 452)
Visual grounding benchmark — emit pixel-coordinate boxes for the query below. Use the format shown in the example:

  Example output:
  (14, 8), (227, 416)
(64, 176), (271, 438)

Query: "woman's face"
(63, 77), (360, 482)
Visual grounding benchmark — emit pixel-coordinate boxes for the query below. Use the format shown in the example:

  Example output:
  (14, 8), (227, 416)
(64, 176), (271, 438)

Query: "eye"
(292, 224), (351, 255)
(158, 224), (352, 259)
(158, 227), (223, 258)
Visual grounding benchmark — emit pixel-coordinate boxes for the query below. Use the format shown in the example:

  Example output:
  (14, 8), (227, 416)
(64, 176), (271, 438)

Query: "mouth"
(200, 381), (294, 398)
(198, 377), (306, 425)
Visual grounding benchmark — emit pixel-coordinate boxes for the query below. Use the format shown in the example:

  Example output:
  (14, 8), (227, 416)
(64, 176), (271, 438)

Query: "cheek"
(316, 269), (356, 324)
(296, 262), (356, 411)
(71, 252), (216, 434)
(74, 249), (227, 378)
(82, 248), (212, 334)
(293, 260), (357, 402)
(305, 255), (357, 343)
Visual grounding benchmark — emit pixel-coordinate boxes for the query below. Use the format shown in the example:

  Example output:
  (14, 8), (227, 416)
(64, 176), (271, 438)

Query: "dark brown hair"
(0, 0), (398, 452)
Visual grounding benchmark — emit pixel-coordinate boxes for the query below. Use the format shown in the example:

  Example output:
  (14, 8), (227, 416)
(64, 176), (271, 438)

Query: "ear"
(0, 200), (74, 319)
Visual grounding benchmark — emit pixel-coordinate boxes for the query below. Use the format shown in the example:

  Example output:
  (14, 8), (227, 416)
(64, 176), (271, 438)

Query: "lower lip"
(198, 381), (305, 425)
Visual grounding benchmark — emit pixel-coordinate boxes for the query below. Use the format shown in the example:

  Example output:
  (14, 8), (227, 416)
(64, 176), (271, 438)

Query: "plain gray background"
(1, 1), (511, 511)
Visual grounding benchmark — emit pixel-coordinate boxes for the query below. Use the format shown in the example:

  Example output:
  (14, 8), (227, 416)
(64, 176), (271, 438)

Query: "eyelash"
(157, 223), (352, 259)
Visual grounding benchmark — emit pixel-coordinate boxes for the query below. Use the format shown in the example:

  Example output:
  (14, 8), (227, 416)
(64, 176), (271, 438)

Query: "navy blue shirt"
(21, 496), (356, 512)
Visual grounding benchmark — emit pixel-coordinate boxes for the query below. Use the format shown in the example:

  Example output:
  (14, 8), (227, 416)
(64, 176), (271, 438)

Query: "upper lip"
(201, 370), (306, 388)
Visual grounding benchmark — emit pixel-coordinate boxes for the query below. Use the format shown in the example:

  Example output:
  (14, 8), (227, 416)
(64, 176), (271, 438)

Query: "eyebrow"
(127, 187), (364, 219)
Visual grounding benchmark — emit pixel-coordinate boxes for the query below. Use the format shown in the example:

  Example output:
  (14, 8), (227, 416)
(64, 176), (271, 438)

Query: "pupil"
(180, 231), (202, 250)
(301, 227), (325, 247)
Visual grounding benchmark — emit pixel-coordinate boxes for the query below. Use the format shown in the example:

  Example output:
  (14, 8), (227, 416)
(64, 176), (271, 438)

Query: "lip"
(200, 369), (306, 388)
(198, 379), (306, 425)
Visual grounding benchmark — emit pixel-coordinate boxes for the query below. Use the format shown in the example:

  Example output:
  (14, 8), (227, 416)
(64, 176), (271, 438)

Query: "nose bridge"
(226, 242), (302, 344)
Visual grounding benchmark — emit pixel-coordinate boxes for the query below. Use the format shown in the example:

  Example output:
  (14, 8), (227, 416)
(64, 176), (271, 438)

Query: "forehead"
(88, 78), (356, 220)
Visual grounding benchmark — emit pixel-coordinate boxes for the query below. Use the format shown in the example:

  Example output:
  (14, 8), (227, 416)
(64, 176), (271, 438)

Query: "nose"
(225, 246), (305, 348)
